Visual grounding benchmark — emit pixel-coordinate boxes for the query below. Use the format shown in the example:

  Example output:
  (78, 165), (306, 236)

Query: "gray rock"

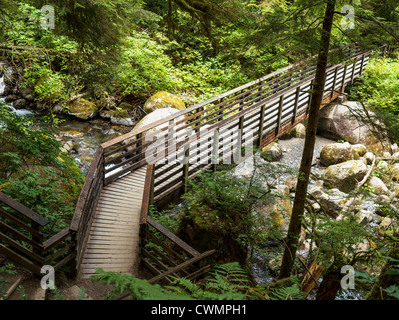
(320, 142), (360, 166)
(352, 144), (367, 156)
(392, 152), (399, 161)
(376, 194), (390, 203)
(355, 210), (374, 224)
(19, 87), (34, 101)
(285, 175), (297, 192)
(321, 160), (368, 192)
(367, 176), (389, 196)
(4, 95), (17, 102)
(317, 101), (382, 146)
(364, 152), (375, 165)
(309, 186), (346, 218)
(13, 98), (26, 108)
(110, 116), (134, 126)
(294, 123), (306, 138)
(260, 142), (283, 162)
(53, 104), (65, 113)
(275, 184), (290, 195)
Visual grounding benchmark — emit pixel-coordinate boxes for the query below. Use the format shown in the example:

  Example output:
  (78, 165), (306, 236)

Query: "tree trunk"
(316, 265), (341, 300)
(279, 0), (337, 279)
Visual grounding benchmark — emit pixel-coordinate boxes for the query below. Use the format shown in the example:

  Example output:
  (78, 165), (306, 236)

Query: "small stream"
(0, 63), (129, 172)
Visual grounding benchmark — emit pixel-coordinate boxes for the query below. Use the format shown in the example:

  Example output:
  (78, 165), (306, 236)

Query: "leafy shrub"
(0, 106), (83, 235)
(351, 56), (399, 141)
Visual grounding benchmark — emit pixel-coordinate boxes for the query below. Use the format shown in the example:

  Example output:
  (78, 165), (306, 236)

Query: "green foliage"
(92, 268), (193, 300)
(93, 262), (252, 300)
(167, 262), (251, 300)
(351, 56), (399, 141)
(268, 282), (304, 300)
(0, 106), (83, 235)
(0, 263), (16, 300)
(304, 211), (374, 268)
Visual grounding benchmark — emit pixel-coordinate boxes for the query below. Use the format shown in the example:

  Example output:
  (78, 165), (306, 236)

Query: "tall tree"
(278, 0), (337, 279)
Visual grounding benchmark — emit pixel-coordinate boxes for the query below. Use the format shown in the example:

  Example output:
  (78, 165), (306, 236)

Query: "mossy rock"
(67, 98), (99, 120)
(321, 160), (367, 193)
(118, 102), (132, 111)
(113, 109), (129, 118)
(143, 91), (185, 113)
(260, 142), (282, 162)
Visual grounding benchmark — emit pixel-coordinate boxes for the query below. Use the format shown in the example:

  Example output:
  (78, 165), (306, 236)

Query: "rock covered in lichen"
(321, 160), (368, 192)
(143, 91), (185, 113)
(67, 98), (98, 120)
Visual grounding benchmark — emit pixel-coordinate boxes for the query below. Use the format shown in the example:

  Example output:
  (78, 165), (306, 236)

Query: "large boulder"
(280, 123), (306, 139)
(124, 107), (186, 158)
(67, 98), (98, 120)
(131, 107), (185, 138)
(309, 186), (348, 218)
(320, 142), (360, 166)
(367, 176), (389, 196)
(391, 164), (399, 181)
(143, 91), (185, 113)
(321, 160), (368, 192)
(260, 142), (283, 162)
(317, 101), (381, 146)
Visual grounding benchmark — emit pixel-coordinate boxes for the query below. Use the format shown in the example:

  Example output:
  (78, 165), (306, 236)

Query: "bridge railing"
(0, 43), (386, 277)
(98, 43), (377, 203)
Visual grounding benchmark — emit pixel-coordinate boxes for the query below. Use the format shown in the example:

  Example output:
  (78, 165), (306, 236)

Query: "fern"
(91, 268), (193, 300)
(167, 262), (251, 300)
(269, 283), (304, 300)
(92, 263), (253, 300)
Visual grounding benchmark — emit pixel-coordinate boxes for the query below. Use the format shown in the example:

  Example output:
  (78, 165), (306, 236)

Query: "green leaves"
(93, 262), (251, 300)
(0, 106), (83, 236)
(383, 285), (399, 299)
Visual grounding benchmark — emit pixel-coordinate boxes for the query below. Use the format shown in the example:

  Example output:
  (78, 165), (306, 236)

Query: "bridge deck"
(79, 166), (147, 279)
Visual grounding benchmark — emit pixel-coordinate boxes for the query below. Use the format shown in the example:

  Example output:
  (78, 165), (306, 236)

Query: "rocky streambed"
(0, 62), (132, 172)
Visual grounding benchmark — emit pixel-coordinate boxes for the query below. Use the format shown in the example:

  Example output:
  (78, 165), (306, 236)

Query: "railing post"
(217, 98), (223, 122)
(235, 115), (244, 163)
(69, 231), (78, 278)
(136, 132), (142, 160)
(182, 147), (190, 193)
(350, 60), (356, 84)
(341, 64), (348, 93)
(292, 87), (300, 125)
(330, 66), (338, 99)
(239, 90), (245, 111)
(359, 54), (366, 76)
(276, 95), (284, 136)
(31, 221), (42, 257)
(212, 128), (219, 171)
(150, 166), (155, 206)
(307, 80), (314, 115)
(258, 104), (266, 148)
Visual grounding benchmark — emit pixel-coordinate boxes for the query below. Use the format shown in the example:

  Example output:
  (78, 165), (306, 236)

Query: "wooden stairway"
(79, 166), (147, 279)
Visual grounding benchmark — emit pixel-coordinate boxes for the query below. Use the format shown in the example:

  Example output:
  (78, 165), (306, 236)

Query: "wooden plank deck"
(79, 166), (147, 279)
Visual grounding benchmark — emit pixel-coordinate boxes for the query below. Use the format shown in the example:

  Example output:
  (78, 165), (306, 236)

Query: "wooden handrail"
(103, 47), (373, 177)
(140, 164), (154, 225)
(147, 217), (200, 257)
(0, 192), (49, 227)
(100, 43), (362, 150)
(70, 145), (104, 232)
(148, 249), (215, 284)
(42, 227), (73, 253)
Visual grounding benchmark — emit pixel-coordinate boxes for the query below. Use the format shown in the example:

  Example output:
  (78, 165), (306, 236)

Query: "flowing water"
(0, 63), (128, 172)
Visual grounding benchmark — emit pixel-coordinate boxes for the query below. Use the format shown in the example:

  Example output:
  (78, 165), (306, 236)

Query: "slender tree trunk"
(279, 0), (337, 279)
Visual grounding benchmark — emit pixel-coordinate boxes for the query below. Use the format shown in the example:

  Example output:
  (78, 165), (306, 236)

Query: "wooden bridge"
(0, 43), (389, 284)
